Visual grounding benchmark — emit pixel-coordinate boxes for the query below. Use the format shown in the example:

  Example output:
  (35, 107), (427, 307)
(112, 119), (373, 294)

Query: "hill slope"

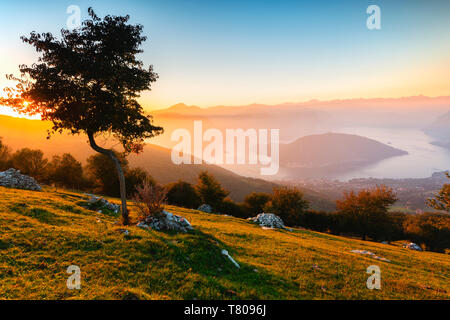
(0, 115), (334, 209)
(0, 186), (448, 299)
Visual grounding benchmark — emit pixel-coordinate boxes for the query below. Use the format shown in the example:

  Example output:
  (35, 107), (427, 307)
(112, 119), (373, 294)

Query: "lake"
(335, 127), (450, 180)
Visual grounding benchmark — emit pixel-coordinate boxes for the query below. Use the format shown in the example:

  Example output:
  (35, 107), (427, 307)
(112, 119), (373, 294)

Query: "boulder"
(249, 213), (285, 229)
(86, 195), (120, 214)
(138, 210), (193, 233)
(0, 168), (42, 191)
(405, 242), (422, 251)
(197, 204), (212, 213)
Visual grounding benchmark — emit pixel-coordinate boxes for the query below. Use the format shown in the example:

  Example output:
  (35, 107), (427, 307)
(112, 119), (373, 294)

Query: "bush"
(0, 137), (11, 171)
(299, 210), (333, 232)
(85, 151), (128, 197)
(125, 167), (155, 197)
(85, 152), (154, 198)
(336, 185), (398, 241)
(243, 192), (271, 216)
(264, 187), (309, 226)
(166, 180), (201, 209)
(404, 212), (450, 253)
(10, 148), (48, 182)
(195, 171), (229, 210)
(218, 197), (245, 218)
(132, 181), (167, 222)
(48, 153), (86, 190)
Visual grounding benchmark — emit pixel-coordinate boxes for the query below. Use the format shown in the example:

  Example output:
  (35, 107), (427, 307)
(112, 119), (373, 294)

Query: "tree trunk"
(87, 132), (129, 225)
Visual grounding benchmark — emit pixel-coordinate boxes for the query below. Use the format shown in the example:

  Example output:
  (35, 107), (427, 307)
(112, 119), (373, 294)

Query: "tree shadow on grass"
(129, 227), (303, 299)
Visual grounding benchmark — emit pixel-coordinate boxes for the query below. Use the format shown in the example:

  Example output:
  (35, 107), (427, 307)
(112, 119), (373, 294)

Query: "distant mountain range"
(150, 96), (450, 146)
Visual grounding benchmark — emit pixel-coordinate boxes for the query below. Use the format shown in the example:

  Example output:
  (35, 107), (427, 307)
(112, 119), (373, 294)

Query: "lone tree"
(1, 8), (163, 225)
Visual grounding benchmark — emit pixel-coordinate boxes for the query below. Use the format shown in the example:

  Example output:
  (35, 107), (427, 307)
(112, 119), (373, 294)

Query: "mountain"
(150, 96), (450, 148)
(0, 115), (334, 209)
(277, 133), (408, 178)
(425, 111), (450, 150)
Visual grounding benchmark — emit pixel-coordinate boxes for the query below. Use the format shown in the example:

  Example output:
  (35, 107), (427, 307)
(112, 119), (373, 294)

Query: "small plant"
(132, 181), (167, 222)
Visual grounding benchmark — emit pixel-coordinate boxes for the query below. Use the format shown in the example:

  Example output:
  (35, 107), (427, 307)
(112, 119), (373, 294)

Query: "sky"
(0, 0), (450, 114)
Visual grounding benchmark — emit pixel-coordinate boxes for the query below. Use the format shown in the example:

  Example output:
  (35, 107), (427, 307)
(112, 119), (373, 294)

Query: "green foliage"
(218, 197), (245, 218)
(125, 167), (155, 197)
(243, 192), (271, 216)
(195, 171), (229, 210)
(85, 151), (128, 196)
(47, 153), (86, 189)
(427, 172), (450, 212)
(10, 148), (48, 182)
(2, 8), (163, 151)
(166, 180), (201, 209)
(404, 212), (450, 253)
(336, 185), (398, 241)
(0, 137), (11, 171)
(85, 152), (153, 198)
(264, 187), (309, 226)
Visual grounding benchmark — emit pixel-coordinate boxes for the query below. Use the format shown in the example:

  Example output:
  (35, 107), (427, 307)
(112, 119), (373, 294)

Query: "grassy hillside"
(0, 186), (448, 300)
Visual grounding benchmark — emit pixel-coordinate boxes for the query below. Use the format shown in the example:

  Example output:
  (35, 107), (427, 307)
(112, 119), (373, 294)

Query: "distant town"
(281, 171), (450, 212)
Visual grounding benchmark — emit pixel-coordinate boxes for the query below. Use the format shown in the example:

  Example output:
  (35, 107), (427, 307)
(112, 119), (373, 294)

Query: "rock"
(0, 168), (42, 191)
(249, 213), (285, 229)
(116, 229), (129, 235)
(405, 242), (423, 251)
(350, 249), (391, 262)
(197, 204), (212, 213)
(221, 249), (240, 269)
(86, 196), (120, 214)
(139, 210), (193, 233)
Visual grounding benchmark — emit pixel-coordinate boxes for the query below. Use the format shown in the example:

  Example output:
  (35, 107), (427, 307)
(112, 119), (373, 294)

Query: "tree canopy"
(1, 8), (163, 224)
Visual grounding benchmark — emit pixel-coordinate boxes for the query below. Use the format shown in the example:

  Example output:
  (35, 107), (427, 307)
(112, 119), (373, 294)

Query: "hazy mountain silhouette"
(277, 133), (408, 178)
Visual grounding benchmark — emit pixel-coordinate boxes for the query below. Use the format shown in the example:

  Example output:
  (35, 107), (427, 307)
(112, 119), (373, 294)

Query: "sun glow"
(0, 105), (41, 120)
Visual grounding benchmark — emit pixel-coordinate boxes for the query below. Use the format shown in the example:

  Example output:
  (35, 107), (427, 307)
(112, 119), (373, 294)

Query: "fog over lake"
(335, 127), (450, 180)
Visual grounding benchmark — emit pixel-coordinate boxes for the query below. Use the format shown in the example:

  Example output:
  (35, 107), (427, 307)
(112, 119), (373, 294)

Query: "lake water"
(335, 127), (450, 180)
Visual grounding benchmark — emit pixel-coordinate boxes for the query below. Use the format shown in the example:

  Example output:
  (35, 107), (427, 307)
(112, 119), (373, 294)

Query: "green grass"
(0, 186), (449, 300)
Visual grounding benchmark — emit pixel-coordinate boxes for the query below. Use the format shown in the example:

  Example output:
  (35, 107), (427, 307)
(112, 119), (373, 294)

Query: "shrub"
(0, 137), (11, 171)
(336, 185), (398, 241)
(195, 171), (229, 210)
(264, 187), (309, 226)
(125, 167), (155, 197)
(404, 212), (450, 253)
(218, 197), (245, 218)
(132, 181), (167, 222)
(166, 180), (201, 209)
(243, 192), (271, 216)
(85, 151), (128, 197)
(47, 153), (86, 190)
(10, 148), (48, 181)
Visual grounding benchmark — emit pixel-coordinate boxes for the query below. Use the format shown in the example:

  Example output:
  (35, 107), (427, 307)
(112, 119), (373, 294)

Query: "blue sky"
(1, 0), (449, 110)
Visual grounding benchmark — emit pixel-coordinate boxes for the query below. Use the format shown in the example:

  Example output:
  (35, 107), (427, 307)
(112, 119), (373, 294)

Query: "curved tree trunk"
(87, 132), (129, 225)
